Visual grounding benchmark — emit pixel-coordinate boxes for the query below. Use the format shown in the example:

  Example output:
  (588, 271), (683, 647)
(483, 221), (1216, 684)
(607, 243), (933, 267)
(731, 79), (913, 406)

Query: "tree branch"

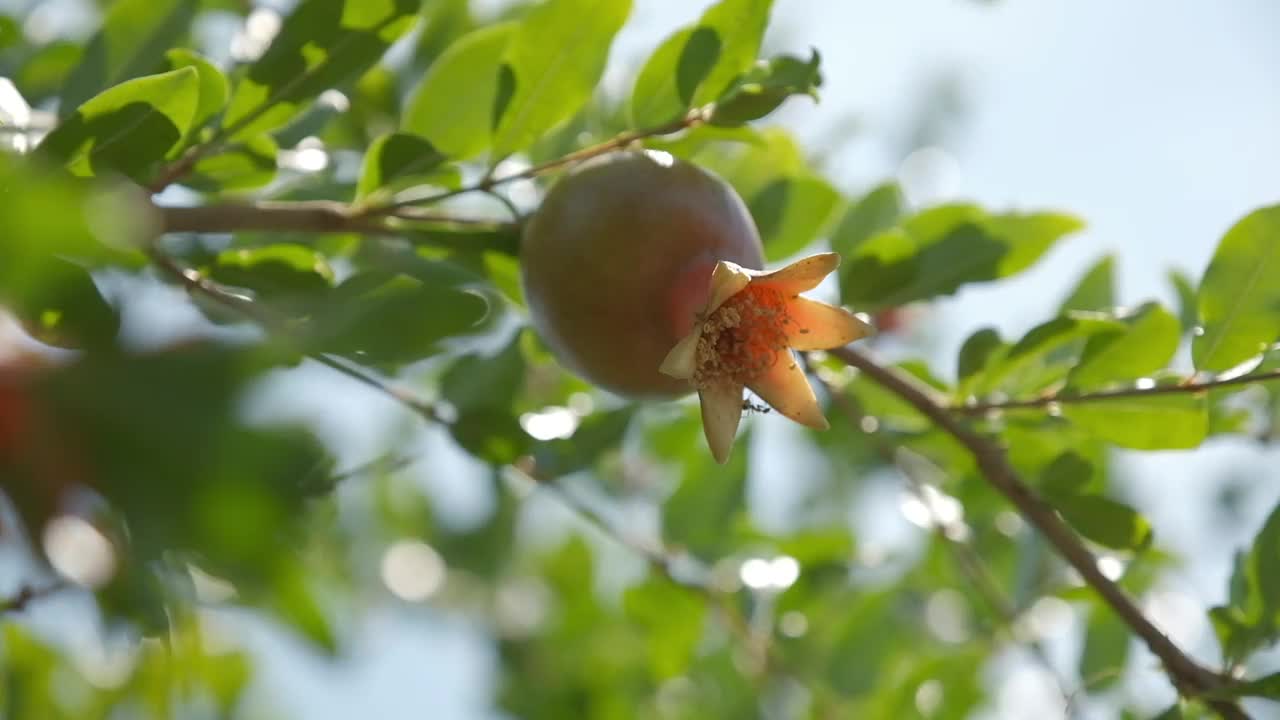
(828, 346), (1244, 717)
(156, 200), (516, 237)
(954, 369), (1280, 416)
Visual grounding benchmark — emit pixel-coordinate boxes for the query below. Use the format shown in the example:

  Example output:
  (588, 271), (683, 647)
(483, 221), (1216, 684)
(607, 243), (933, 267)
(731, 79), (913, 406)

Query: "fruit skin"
(521, 150), (765, 397)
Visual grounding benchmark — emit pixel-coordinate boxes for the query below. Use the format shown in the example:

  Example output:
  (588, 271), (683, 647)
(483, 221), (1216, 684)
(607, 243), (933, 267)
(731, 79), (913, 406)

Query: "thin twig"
(0, 581), (68, 614)
(954, 369), (1280, 416)
(363, 110), (707, 216)
(146, 248), (446, 424)
(828, 346), (1244, 718)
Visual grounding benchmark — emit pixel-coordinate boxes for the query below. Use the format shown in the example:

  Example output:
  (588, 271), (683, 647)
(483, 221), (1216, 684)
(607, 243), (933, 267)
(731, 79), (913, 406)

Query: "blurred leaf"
(356, 132), (447, 199)
(630, 0), (773, 126)
(1038, 451), (1093, 496)
(1068, 303), (1180, 390)
(1052, 493), (1152, 551)
(623, 578), (706, 679)
(163, 48), (228, 136)
(307, 271), (488, 367)
(663, 424), (750, 559)
(1210, 502), (1280, 663)
(39, 67), (201, 182)
(0, 15), (18, 50)
(1194, 205), (1280, 372)
(8, 257), (119, 349)
(17, 42), (84, 105)
(267, 564), (337, 652)
(826, 591), (906, 696)
(840, 204), (1083, 310)
(534, 406), (634, 476)
(1062, 394), (1207, 450)
(206, 244), (334, 308)
(222, 0), (420, 139)
(441, 334), (530, 464)
(1080, 604), (1131, 688)
(956, 327), (1004, 392)
(749, 174), (841, 260)
(709, 49), (822, 126)
(490, 0), (632, 159)
(1169, 269), (1199, 333)
(830, 182), (903, 258)
(185, 135), (278, 191)
(1059, 254), (1115, 313)
(59, 0), (196, 112)
(402, 22), (515, 159)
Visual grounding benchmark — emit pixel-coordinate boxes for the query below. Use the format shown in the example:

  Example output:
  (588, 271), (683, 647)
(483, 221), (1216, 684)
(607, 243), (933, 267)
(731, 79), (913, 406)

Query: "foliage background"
(3, 1), (1280, 719)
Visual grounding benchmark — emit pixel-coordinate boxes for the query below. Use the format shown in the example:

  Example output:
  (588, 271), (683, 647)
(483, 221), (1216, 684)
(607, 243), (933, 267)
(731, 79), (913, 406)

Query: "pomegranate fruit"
(521, 150), (765, 397)
(521, 150), (874, 462)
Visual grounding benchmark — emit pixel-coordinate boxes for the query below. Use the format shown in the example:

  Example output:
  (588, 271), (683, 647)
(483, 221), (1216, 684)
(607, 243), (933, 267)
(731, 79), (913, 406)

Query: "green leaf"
(490, 0), (632, 159)
(1059, 254), (1115, 313)
(221, 0), (420, 139)
(39, 67), (201, 182)
(623, 578), (706, 679)
(402, 22), (516, 159)
(1080, 604), (1131, 688)
(687, 0), (774, 107)
(1062, 394), (1208, 450)
(749, 175), (842, 261)
(1194, 205), (1280, 372)
(533, 406), (634, 476)
(826, 591), (905, 696)
(830, 182), (903, 258)
(629, 26), (722, 127)
(956, 327), (1005, 390)
(662, 422), (750, 559)
(308, 271), (489, 367)
(977, 313), (1126, 394)
(1038, 451), (1094, 497)
(59, 0), (196, 112)
(1210, 502), (1280, 663)
(185, 135), (279, 191)
(709, 50), (822, 127)
(629, 0), (773, 126)
(164, 48), (229, 136)
(206, 244), (334, 306)
(0, 15), (18, 51)
(1068, 303), (1180, 390)
(1053, 493), (1152, 551)
(356, 132), (448, 199)
(1169, 269), (1199, 333)
(441, 334), (526, 414)
(7, 257), (120, 350)
(840, 204), (1083, 310)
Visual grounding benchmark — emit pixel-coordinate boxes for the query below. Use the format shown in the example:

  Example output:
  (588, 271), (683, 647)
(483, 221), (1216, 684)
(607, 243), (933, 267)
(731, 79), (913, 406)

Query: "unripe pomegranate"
(521, 150), (874, 462)
(521, 150), (765, 397)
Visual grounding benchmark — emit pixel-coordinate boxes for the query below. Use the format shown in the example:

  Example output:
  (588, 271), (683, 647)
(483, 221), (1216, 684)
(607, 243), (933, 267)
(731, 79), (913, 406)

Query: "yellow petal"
(747, 352), (829, 430)
(751, 253), (840, 296)
(699, 382), (745, 464)
(705, 261), (753, 314)
(785, 297), (876, 351)
(659, 329), (702, 379)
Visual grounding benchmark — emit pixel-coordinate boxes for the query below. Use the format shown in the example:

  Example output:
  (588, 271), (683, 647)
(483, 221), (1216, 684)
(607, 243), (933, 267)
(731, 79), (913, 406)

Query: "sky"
(7, 1), (1280, 718)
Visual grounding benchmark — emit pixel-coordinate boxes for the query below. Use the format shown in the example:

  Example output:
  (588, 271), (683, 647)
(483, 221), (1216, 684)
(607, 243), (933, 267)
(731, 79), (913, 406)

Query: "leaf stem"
(954, 368), (1280, 416)
(828, 346), (1245, 717)
(156, 199), (517, 236)
(0, 580), (68, 614)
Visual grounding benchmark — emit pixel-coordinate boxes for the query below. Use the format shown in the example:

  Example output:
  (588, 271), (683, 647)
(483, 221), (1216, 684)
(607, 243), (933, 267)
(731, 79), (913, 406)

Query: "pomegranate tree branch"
(953, 368), (1280, 416)
(828, 346), (1244, 717)
(362, 109), (708, 216)
(156, 200), (516, 236)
